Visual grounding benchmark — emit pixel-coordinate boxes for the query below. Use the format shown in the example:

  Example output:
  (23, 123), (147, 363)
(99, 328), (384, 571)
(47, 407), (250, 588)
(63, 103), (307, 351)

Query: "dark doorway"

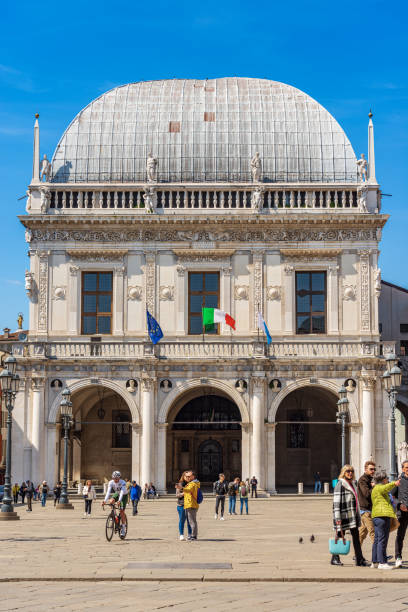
(198, 439), (223, 482)
(167, 393), (242, 488)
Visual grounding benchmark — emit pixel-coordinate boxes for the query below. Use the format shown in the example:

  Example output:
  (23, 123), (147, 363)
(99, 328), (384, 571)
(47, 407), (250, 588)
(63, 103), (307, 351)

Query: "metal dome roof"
(51, 77), (357, 184)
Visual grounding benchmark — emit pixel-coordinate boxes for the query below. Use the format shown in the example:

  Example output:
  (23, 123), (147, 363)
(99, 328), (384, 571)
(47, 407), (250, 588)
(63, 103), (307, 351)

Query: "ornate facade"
(7, 78), (394, 491)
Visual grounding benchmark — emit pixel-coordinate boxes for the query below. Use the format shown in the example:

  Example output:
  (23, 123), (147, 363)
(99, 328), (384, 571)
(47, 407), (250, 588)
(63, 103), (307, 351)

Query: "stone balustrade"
(42, 185), (359, 213)
(10, 340), (382, 361)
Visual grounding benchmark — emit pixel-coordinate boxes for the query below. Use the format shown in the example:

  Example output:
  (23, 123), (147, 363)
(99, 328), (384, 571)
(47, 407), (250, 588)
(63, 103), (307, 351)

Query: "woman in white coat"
(83, 480), (97, 517)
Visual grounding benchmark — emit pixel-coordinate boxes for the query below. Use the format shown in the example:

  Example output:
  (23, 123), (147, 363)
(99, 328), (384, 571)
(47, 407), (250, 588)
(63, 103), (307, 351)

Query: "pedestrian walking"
(331, 465), (369, 567)
(130, 480), (142, 516)
(213, 473), (228, 520)
(82, 480), (96, 517)
(19, 482), (26, 505)
(176, 472), (192, 540)
(53, 482), (62, 506)
(182, 470), (201, 541)
(371, 469), (400, 569)
(40, 481), (49, 507)
(250, 476), (258, 498)
(314, 471), (322, 494)
(25, 480), (35, 512)
(228, 477), (239, 515)
(394, 460), (408, 568)
(12, 483), (19, 504)
(239, 480), (249, 515)
(357, 461), (376, 546)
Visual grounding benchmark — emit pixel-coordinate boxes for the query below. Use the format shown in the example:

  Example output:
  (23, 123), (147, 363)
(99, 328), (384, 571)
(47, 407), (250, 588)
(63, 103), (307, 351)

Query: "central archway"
(166, 390), (242, 488)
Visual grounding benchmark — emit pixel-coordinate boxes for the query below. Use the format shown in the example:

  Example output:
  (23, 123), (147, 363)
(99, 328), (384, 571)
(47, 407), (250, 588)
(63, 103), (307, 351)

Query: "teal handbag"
(329, 534), (351, 555)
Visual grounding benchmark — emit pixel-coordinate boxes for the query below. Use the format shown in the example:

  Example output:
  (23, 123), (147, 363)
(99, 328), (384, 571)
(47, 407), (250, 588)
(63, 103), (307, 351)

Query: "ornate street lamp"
(336, 385), (349, 467)
(0, 356), (20, 521)
(383, 353), (402, 481)
(57, 387), (74, 509)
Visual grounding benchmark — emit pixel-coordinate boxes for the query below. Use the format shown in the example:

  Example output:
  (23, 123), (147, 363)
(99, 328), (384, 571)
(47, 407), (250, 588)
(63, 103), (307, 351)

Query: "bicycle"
(103, 502), (128, 541)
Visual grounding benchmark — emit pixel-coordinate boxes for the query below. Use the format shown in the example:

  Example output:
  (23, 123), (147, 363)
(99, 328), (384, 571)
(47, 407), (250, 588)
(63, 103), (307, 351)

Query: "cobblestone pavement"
(1, 497), (408, 609)
(2, 581), (408, 611)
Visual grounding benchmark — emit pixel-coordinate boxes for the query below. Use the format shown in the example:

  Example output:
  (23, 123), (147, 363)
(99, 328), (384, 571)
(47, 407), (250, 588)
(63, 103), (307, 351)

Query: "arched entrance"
(275, 386), (343, 491)
(58, 385), (132, 484)
(167, 391), (242, 488)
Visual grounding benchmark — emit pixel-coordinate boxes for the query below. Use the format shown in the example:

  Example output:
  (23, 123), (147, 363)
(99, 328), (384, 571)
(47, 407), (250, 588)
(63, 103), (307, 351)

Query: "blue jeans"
(177, 506), (192, 536)
(314, 481), (322, 493)
(41, 493), (47, 507)
(228, 496), (236, 514)
(240, 498), (248, 514)
(372, 517), (391, 564)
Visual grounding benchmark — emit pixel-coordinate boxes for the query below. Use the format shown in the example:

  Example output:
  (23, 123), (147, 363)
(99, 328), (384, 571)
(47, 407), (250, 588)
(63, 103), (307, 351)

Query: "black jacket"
(393, 473), (408, 512)
(213, 480), (228, 496)
(25, 482), (35, 497)
(357, 472), (373, 512)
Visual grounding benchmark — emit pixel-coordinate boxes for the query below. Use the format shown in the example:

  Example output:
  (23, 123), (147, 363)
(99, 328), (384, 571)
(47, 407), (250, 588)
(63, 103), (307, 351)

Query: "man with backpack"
(213, 473), (228, 520)
(183, 470), (202, 541)
(228, 477), (240, 515)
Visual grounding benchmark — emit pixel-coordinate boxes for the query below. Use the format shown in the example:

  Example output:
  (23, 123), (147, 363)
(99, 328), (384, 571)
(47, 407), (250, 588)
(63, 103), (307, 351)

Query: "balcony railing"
(44, 186), (359, 213)
(10, 340), (382, 360)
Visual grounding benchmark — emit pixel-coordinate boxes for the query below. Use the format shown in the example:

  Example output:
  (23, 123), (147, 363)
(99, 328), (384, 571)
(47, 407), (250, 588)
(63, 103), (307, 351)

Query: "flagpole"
(202, 297), (205, 344)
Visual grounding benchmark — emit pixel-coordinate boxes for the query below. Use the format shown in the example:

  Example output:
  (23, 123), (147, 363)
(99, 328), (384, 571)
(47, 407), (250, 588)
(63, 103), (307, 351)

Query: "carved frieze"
(145, 253), (156, 315)
(66, 249), (127, 262)
(358, 250), (371, 332)
(30, 228), (378, 244)
(38, 252), (49, 332)
(253, 252), (264, 329)
(281, 249), (341, 260)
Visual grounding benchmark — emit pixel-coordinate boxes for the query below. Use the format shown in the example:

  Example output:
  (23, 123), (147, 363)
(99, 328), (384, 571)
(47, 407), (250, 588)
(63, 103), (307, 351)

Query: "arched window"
(173, 395), (241, 430)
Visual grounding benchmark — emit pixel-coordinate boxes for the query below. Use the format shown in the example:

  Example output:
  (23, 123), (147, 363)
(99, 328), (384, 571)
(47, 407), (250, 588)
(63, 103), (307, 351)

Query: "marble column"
(327, 265), (339, 334)
(141, 377), (155, 487)
(251, 376), (265, 488)
(131, 423), (142, 483)
(283, 265), (294, 334)
(45, 424), (57, 488)
(241, 422), (251, 481)
(361, 373), (376, 464)
(156, 423), (168, 494)
(265, 423), (277, 494)
(31, 377), (45, 484)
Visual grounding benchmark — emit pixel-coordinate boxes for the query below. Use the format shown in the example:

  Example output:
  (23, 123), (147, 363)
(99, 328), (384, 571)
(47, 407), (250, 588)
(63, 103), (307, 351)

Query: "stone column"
(251, 376), (265, 489)
(113, 265), (125, 336)
(175, 264), (186, 334)
(221, 265), (232, 334)
(241, 422), (251, 481)
(361, 373), (376, 464)
(68, 265), (80, 334)
(31, 377), (45, 484)
(45, 424), (57, 488)
(131, 423), (142, 483)
(265, 423), (277, 494)
(156, 423), (168, 494)
(141, 377), (155, 487)
(283, 265), (294, 334)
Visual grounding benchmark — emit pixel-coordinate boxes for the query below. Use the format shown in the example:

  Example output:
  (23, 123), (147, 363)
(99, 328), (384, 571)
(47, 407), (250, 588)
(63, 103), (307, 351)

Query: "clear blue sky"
(0, 0), (407, 330)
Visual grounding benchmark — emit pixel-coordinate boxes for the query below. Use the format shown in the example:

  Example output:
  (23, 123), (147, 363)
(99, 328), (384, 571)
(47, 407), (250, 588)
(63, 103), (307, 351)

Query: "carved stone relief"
(128, 286), (143, 301)
(253, 252), (264, 328)
(66, 249), (127, 262)
(358, 250), (371, 332)
(145, 253), (156, 315)
(234, 286), (249, 300)
(159, 285), (174, 301)
(53, 286), (66, 300)
(343, 285), (356, 301)
(267, 286), (281, 301)
(38, 252), (49, 332)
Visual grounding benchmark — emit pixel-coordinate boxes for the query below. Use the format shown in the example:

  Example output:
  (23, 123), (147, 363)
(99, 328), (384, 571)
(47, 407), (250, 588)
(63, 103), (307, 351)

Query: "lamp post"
(383, 353), (402, 481)
(56, 387), (74, 510)
(0, 356), (20, 521)
(336, 385), (349, 467)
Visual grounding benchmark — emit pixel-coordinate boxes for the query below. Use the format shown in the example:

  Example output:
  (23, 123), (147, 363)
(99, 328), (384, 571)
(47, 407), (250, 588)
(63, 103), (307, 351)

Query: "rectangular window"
(81, 272), (113, 335)
(400, 324), (408, 333)
(296, 271), (326, 334)
(112, 410), (131, 448)
(188, 272), (220, 335)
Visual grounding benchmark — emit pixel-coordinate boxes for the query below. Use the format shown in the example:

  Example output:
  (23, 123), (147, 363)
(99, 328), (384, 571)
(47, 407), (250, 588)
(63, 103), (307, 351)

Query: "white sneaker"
(370, 563), (378, 568)
(214, 514), (218, 519)
(179, 535), (185, 541)
(395, 557), (403, 568)
(220, 517), (224, 520)
(378, 563), (396, 570)
(83, 513), (87, 518)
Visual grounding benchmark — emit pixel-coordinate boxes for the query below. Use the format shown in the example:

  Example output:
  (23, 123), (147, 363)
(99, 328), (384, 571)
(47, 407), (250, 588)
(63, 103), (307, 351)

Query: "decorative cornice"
(173, 249), (235, 260)
(281, 249), (341, 260)
(67, 249), (128, 261)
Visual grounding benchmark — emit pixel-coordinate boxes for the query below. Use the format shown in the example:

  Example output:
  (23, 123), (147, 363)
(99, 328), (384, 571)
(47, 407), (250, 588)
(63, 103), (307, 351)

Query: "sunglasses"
(345, 470), (354, 474)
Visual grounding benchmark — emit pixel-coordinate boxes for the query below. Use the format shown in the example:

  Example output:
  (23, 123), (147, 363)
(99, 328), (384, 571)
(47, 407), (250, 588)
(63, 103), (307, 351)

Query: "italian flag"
(202, 307), (236, 331)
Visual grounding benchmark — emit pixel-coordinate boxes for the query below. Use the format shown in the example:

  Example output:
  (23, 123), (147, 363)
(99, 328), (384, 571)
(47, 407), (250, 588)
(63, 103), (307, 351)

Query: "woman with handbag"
(331, 465), (369, 567)
(371, 470), (400, 569)
(82, 480), (97, 517)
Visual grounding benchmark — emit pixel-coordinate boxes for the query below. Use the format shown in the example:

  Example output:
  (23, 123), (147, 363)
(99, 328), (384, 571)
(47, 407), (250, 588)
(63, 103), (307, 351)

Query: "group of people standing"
(11, 480), (59, 510)
(331, 460), (408, 569)
(213, 474), (253, 518)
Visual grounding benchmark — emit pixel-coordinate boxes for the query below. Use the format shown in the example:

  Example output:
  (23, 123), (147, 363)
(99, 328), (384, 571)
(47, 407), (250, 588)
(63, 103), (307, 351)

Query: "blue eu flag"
(146, 310), (163, 345)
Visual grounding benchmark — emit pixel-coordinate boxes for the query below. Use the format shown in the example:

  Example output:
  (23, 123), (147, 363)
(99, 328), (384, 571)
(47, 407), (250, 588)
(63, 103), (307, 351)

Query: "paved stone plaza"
(1, 497), (407, 610)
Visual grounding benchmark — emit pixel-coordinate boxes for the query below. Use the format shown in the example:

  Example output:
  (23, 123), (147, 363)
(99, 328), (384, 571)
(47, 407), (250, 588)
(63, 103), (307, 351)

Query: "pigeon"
(299, 537), (303, 543)
(310, 535), (315, 543)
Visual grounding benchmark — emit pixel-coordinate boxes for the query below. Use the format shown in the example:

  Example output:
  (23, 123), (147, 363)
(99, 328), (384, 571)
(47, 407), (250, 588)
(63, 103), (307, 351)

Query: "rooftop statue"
(40, 154), (51, 182)
(143, 187), (156, 213)
(358, 186), (368, 213)
(356, 153), (367, 182)
(250, 152), (262, 182)
(146, 152), (158, 182)
(251, 187), (263, 213)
